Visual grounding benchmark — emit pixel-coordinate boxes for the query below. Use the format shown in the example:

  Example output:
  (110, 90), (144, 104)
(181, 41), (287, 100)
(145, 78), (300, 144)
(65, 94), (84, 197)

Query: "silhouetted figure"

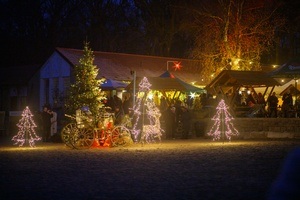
(267, 92), (279, 118)
(41, 105), (53, 142)
(122, 96), (131, 115)
(180, 106), (191, 139)
(164, 106), (177, 139)
(282, 90), (293, 118)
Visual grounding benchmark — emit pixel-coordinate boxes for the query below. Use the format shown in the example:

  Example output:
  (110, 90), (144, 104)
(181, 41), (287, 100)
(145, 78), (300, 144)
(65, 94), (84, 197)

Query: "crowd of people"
(39, 88), (299, 143)
(103, 94), (193, 140)
(232, 89), (298, 118)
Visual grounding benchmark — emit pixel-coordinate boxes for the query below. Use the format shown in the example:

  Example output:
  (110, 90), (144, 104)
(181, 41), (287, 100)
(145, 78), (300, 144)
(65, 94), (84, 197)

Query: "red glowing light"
(172, 62), (182, 71)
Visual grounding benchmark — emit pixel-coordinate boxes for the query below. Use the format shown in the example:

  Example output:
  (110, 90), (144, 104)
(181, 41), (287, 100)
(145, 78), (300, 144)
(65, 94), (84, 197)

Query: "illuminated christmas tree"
(64, 41), (106, 122)
(131, 77), (163, 143)
(207, 99), (239, 141)
(12, 106), (41, 147)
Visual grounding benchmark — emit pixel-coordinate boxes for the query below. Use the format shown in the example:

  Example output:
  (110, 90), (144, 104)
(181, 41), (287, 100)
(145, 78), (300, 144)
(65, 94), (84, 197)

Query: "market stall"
(205, 70), (280, 117)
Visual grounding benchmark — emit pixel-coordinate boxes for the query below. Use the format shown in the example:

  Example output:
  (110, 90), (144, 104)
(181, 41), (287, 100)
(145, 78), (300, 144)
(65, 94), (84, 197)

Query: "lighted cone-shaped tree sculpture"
(131, 77), (163, 143)
(12, 106), (41, 147)
(207, 99), (239, 141)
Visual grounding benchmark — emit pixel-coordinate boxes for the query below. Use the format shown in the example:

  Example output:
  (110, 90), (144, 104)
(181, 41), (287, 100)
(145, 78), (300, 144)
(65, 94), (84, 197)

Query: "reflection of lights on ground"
(0, 143), (71, 152)
(0, 140), (272, 152)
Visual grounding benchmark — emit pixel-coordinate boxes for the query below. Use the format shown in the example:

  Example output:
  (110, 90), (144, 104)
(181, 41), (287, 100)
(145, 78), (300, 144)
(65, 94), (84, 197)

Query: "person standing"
(50, 110), (57, 138)
(114, 106), (124, 125)
(267, 92), (279, 118)
(180, 106), (191, 139)
(41, 105), (53, 142)
(282, 90), (293, 118)
(122, 96), (131, 115)
(164, 106), (177, 139)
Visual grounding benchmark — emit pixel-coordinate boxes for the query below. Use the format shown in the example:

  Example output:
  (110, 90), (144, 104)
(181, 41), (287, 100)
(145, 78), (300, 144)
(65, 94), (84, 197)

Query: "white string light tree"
(207, 99), (239, 142)
(12, 106), (41, 147)
(131, 77), (163, 144)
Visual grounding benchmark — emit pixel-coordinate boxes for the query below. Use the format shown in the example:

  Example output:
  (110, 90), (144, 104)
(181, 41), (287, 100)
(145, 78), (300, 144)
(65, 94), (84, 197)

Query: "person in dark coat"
(114, 106), (124, 125)
(122, 96), (131, 115)
(164, 106), (177, 139)
(282, 90), (293, 118)
(41, 105), (53, 142)
(180, 106), (191, 139)
(267, 92), (279, 118)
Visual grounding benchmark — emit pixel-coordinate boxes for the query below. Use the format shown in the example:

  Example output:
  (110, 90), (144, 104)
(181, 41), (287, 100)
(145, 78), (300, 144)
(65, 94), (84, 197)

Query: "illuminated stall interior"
(126, 76), (204, 107)
(205, 70), (281, 116)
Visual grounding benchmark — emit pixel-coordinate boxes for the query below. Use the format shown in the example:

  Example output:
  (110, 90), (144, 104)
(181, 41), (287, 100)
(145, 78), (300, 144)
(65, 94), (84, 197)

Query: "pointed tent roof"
(269, 59), (300, 78)
(126, 77), (203, 92)
(159, 70), (203, 91)
(126, 71), (203, 92)
(159, 70), (175, 78)
(279, 84), (300, 95)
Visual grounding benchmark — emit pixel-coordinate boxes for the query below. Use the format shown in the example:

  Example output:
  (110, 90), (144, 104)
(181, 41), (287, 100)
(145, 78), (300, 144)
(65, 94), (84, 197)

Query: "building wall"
(193, 117), (300, 139)
(40, 52), (71, 110)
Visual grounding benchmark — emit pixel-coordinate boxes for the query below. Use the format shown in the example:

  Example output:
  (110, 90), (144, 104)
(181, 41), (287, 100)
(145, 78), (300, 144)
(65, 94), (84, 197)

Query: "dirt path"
(1, 138), (300, 200)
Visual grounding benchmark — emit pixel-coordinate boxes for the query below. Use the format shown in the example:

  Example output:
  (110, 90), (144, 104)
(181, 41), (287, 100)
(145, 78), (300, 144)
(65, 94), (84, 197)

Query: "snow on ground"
(1, 138), (300, 200)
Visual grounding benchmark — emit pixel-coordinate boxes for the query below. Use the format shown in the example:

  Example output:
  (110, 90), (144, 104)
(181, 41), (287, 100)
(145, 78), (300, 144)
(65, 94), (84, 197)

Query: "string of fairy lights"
(207, 99), (239, 141)
(12, 106), (41, 147)
(131, 77), (163, 143)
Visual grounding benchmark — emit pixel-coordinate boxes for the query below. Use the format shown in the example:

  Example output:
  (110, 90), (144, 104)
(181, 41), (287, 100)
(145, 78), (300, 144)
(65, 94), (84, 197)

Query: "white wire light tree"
(131, 77), (163, 143)
(12, 106), (41, 147)
(207, 99), (239, 141)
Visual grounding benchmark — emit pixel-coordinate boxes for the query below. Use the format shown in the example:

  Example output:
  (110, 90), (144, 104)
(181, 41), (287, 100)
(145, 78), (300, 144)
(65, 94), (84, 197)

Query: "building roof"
(56, 47), (205, 86)
(206, 70), (281, 91)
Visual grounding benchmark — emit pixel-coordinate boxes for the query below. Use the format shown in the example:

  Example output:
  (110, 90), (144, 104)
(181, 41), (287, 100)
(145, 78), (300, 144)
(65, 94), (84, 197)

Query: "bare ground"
(1, 137), (300, 200)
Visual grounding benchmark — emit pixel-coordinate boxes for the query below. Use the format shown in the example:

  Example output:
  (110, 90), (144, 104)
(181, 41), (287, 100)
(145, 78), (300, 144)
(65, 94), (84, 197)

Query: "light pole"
(130, 70), (136, 109)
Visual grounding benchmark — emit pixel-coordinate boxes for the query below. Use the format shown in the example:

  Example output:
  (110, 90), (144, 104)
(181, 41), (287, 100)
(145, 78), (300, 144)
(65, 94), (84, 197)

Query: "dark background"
(1, 0), (300, 68)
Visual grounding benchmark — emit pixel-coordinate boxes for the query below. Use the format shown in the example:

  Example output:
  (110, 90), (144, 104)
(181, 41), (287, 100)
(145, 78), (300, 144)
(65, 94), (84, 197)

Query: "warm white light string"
(131, 77), (163, 143)
(12, 106), (41, 147)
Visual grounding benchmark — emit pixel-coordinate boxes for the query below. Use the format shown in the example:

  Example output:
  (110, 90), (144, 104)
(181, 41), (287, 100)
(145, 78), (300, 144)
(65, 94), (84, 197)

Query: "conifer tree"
(65, 42), (106, 122)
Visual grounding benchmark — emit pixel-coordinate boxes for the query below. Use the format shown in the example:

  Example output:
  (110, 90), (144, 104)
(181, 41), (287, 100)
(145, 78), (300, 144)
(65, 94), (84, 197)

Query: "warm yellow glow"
(281, 79), (285, 83)
(148, 93), (153, 100)
(233, 58), (240, 66)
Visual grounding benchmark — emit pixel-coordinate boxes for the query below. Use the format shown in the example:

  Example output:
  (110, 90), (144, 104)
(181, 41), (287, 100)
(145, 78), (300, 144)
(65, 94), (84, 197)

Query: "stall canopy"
(269, 59), (300, 97)
(101, 79), (128, 90)
(269, 59), (300, 79)
(207, 70), (280, 89)
(158, 70), (203, 91)
(205, 70), (280, 112)
(126, 76), (203, 92)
